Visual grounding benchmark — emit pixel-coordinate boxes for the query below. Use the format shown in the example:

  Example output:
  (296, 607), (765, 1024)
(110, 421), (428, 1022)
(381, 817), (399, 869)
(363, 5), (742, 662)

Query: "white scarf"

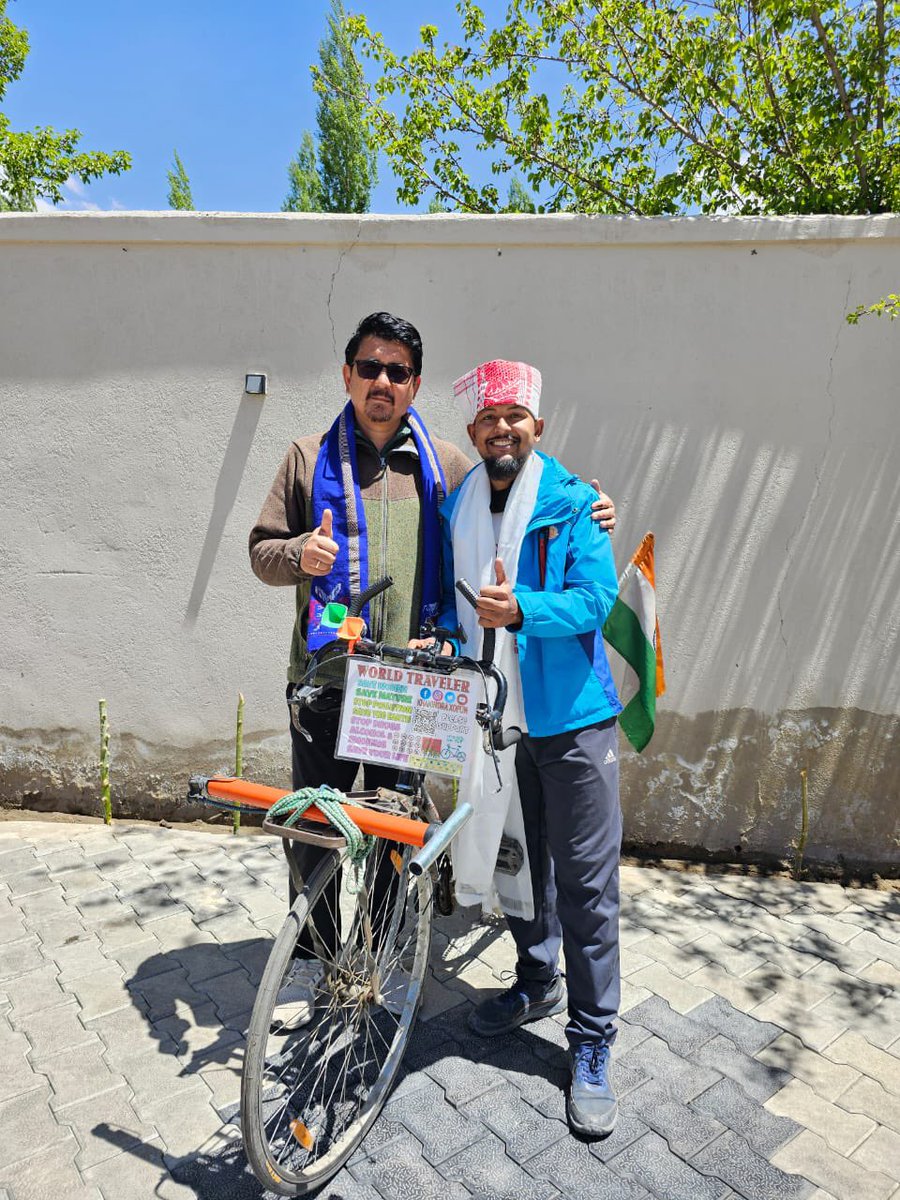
(448, 452), (543, 920)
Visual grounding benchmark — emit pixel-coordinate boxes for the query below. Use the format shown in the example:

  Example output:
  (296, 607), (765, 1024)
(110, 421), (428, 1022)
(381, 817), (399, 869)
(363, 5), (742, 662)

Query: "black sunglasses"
(353, 358), (416, 384)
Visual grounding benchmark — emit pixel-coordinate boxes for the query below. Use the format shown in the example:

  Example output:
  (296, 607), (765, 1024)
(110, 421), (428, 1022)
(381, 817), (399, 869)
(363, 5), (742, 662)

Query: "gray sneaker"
(468, 975), (566, 1037)
(568, 1041), (617, 1137)
(271, 959), (325, 1031)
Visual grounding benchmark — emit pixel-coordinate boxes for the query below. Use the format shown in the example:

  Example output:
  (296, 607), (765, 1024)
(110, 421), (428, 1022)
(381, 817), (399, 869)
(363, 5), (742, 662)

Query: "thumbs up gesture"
(476, 557), (521, 628)
(300, 507), (340, 576)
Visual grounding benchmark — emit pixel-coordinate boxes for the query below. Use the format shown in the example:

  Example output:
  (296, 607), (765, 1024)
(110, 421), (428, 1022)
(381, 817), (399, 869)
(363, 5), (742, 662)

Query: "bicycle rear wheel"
(241, 840), (433, 1196)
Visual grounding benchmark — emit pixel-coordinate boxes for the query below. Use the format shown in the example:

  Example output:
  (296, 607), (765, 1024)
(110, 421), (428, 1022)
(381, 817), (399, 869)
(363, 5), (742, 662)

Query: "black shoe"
(568, 1041), (618, 1137)
(468, 975), (566, 1037)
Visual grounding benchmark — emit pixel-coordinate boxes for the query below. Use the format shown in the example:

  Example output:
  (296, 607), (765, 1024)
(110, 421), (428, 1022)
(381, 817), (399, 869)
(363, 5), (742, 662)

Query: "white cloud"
(35, 177), (103, 211)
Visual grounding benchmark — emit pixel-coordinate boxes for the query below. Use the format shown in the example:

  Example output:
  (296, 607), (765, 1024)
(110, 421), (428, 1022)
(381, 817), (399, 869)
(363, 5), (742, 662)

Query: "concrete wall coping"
(2, 209), (899, 248)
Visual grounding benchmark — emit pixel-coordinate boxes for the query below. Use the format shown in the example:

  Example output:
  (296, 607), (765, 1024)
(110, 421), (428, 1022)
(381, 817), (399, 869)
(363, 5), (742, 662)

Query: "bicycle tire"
(241, 841), (433, 1196)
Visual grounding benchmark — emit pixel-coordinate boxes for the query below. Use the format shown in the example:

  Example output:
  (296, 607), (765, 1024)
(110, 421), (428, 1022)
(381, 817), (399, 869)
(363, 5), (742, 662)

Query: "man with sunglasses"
(249, 312), (615, 1028)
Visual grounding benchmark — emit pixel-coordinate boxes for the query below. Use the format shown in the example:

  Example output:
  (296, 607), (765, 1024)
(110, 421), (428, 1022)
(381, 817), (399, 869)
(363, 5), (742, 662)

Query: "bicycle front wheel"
(241, 840), (433, 1196)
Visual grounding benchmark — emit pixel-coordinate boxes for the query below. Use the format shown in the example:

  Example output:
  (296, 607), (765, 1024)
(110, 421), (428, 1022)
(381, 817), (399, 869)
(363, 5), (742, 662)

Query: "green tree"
(505, 176), (537, 213)
(166, 150), (193, 210)
(283, 130), (323, 212)
(284, 0), (377, 213)
(0, 1), (130, 210)
(345, 0), (899, 216)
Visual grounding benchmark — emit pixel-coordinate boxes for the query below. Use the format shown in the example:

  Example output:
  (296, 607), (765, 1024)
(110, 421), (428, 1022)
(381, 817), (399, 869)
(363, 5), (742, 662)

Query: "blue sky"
(3, 0), (514, 213)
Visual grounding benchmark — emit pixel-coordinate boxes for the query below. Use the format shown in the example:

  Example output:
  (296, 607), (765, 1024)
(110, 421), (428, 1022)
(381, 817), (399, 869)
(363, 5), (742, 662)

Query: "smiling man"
(437, 359), (624, 1138)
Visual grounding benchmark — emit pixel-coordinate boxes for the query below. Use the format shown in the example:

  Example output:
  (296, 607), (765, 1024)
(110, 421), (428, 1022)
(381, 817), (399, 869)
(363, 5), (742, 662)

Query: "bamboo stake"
(793, 767), (809, 880)
(99, 699), (111, 825)
(233, 692), (244, 835)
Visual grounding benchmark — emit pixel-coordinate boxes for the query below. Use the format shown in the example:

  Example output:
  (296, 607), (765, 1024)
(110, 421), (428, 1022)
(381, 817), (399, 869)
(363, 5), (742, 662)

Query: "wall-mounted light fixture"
(245, 372), (267, 396)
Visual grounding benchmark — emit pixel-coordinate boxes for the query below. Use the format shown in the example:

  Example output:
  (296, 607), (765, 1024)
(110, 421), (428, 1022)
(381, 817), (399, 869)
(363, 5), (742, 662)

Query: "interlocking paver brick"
(12, 886), (70, 924)
(386, 1075), (488, 1162)
(82, 1138), (196, 1199)
(62, 964), (133, 1021)
(56, 1082), (160, 1169)
(527, 1135), (651, 1199)
(0, 910), (28, 946)
(119, 1044), (210, 1108)
(0, 848), (40, 876)
(695, 1033), (790, 1102)
(837, 1077), (900, 1135)
(0, 935), (48, 982)
(765, 1078), (876, 1154)
(154, 1000), (242, 1069)
(689, 995), (783, 1056)
(56, 866), (110, 898)
(749, 994), (847, 1052)
(74, 883), (126, 924)
(628, 960), (715, 1008)
(5, 864), (55, 898)
(0, 1028), (44, 1103)
(771, 1129), (896, 1200)
(755, 1033), (860, 1102)
(0, 1083), (71, 1169)
(3, 963), (68, 1018)
(0, 1134), (104, 1200)
(627, 995), (718, 1056)
(440, 1129), (558, 1200)
(620, 1033), (721, 1100)
(460, 1080), (568, 1160)
(694, 1128), (815, 1199)
(481, 1039), (570, 1122)
(612, 1016), (652, 1056)
(851, 1125), (900, 1176)
(821, 1031), (900, 1096)
(626, 1078), (726, 1157)
(693, 1076), (803, 1155)
(586, 1106), (651, 1162)
(784, 909), (867, 945)
(140, 1081), (225, 1165)
(47, 931), (111, 984)
(686, 964), (776, 1013)
(607, 1128), (731, 1200)
(24, 912), (87, 950)
(127, 965), (206, 1021)
(34, 1040), (125, 1111)
(689, 931), (768, 978)
(194, 966), (258, 1021)
(829, 931), (898, 972)
(17, 999), (97, 1058)
(424, 1051), (508, 1104)
(351, 1128), (472, 1200)
(619, 979), (653, 1012)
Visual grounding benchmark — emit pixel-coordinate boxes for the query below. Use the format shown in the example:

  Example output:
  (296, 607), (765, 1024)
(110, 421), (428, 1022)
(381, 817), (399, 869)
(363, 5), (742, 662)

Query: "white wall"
(2, 211), (898, 864)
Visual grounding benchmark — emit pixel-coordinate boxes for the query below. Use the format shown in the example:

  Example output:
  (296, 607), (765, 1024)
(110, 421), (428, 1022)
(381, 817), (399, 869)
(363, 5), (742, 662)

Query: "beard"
(484, 452), (527, 480)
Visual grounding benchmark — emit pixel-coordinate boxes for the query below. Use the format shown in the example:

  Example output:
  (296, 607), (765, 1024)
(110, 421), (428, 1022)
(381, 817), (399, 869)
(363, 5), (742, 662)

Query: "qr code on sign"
(412, 708), (438, 735)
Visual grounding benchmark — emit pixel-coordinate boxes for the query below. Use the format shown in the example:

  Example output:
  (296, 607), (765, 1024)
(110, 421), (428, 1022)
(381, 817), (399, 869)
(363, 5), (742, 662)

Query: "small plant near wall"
(233, 692), (244, 835)
(791, 767), (810, 881)
(98, 699), (112, 825)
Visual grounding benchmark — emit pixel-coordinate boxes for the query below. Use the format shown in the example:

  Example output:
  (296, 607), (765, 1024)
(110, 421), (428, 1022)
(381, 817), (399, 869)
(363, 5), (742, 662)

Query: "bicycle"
(188, 576), (519, 1195)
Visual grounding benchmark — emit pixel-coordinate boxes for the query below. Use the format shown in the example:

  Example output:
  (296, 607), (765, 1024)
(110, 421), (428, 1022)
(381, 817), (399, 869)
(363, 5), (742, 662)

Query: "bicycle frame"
(187, 774), (473, 876)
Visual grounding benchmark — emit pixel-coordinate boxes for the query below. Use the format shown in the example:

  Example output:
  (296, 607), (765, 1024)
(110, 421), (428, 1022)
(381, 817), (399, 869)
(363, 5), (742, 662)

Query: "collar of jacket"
(441, 450), (586, 533)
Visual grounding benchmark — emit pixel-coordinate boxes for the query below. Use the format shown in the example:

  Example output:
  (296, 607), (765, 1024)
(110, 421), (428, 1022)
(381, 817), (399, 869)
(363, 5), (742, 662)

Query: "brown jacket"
(249, 427), (472, 681)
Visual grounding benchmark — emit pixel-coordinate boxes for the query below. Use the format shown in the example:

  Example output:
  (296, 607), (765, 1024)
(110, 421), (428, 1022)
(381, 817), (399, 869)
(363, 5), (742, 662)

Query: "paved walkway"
(0, 817), (898, 1200)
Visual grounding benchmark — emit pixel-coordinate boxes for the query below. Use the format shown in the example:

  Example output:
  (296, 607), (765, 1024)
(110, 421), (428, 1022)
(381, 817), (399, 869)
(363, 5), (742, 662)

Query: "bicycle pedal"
(494, 835), (524, 876)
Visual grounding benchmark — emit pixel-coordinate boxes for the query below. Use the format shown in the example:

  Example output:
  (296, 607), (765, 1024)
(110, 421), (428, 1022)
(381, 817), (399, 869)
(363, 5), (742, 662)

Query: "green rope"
(268, 785), (375, 865)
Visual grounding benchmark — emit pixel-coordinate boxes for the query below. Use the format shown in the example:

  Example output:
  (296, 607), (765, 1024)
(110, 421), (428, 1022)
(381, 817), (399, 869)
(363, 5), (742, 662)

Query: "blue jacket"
(438, 452), (622, 737)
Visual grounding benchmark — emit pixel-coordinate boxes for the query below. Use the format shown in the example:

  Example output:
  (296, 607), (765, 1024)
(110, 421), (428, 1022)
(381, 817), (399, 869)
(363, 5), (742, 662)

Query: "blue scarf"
(307, 403), (446, 651)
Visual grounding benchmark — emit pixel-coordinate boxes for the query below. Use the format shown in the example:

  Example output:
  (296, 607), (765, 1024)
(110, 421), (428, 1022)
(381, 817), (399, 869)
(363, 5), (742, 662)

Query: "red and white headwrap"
(453, 359), (542, 422)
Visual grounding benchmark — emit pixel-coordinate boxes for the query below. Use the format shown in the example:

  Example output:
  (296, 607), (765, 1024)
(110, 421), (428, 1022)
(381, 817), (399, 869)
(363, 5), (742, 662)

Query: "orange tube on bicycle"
(204, 777), (429, 848)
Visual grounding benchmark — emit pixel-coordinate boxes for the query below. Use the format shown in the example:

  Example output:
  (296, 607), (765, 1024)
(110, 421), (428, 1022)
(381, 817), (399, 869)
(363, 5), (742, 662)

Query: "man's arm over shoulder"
(433, 439), (473, 496)
(515, 494), (618, 637)
(248, 439), (317, 586)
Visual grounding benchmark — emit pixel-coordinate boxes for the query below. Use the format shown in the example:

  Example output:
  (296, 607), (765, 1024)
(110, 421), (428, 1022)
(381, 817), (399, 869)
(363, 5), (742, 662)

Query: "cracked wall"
(1, 212), (898, 865)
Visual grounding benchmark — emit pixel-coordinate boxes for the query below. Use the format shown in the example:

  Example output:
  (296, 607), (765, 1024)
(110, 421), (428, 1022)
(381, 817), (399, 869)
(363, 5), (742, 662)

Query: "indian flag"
(602, 532), (666, 752)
